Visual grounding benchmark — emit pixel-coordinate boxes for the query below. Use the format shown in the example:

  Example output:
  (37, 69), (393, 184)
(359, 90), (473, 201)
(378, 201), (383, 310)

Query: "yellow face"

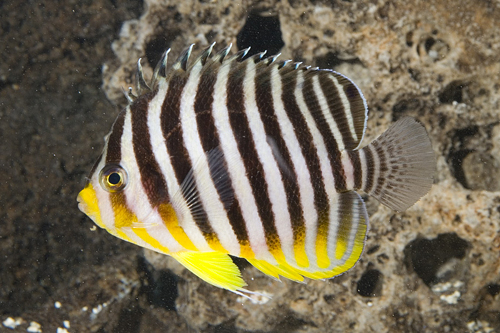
(77, 144), (140, 237)
(77, 182), (104, 229)
(77, 162), (128, 223)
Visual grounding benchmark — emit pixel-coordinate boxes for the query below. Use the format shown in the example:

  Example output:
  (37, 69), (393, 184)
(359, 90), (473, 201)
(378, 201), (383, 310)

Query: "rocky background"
(1, 0), (499, 332)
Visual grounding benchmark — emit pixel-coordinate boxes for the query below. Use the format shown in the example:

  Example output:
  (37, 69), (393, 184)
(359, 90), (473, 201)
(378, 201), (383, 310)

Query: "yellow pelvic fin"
(170, 251), (246, 292)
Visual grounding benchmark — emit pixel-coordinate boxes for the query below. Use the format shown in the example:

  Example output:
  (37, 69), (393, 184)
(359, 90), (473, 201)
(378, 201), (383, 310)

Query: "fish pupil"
(108, 172), (121, 185)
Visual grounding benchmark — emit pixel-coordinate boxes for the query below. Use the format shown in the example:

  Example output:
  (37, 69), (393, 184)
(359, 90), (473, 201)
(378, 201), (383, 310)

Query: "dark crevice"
(439, 80), (468, 104)
(448, 148), (474, 189)
(137, 257), (178, 311)
(145, 34), (178, 69)
(237, 11), (284, 57)
(113, 304), (144, 333)
(315, 51), (363, 69)
(487, 284), (500, 297)
(210, 319), (237, 333)
(446, 126), (478, 189)
(357, 269), (383, 297)
(274, 313), (316, 332)
(404, 233), (469, 286)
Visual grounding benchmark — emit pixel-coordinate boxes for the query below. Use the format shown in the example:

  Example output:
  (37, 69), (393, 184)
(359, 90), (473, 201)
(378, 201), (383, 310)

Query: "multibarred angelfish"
(77, 43), (435, 296)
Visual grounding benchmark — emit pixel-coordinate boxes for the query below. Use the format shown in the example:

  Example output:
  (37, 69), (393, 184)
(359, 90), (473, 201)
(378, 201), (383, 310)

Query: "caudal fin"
(356, 117), (435, 211)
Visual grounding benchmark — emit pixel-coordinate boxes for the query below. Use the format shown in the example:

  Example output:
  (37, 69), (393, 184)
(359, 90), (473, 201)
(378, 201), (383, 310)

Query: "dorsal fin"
(130, 44), (368, 151)
(212, 43), (233, 63)
(285, 67), (368, 150)
(189, 42), (216, 72)
(151, 48), (171, 88)
(135, 58), (151, 95)
(265, 53), (281, 66)
(172, 44), (194, 71)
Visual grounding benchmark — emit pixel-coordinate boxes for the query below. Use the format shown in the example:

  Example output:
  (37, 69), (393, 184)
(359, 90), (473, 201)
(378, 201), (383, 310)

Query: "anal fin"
(171, 251), (246, 292)
(247, 258), (304, 282)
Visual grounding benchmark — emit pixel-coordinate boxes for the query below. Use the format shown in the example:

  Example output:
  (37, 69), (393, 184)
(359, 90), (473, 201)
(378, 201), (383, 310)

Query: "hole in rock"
(404, 233), (469, 286)
(237, 11), (284, 57)
(446, 125), (500, 191)
(439, 80), (468, 104)
(145, 35), (176, 69)
(114, 304), (144, 333)
(211, 319), (237, 333)
(392, 98), (424, 120)
(138, 258), (178, 311)
(315, 52), (363, 70)
(357, 269), (383, 297)
(487, 284), (500, 297)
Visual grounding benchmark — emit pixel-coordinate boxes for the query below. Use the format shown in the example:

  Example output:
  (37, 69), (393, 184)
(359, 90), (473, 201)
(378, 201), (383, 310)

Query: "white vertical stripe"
(147, 79), (211, 252)
(336, 195), (360, 268)
(359, 149), (368, 191)
(92, 149), (116, 232)
(179, 61), (241, 255)
(327, 74), (358, 142)
(347, 199), (361, 260)
(368, 144), (381, 193)
(211, 60), (276, 264)
(294, 70), (340, 269)
(269, 66), (318, 267)
(119, 106), (183, 253)
(341, 150), (355, 190)
(92, 150), (160, 251)
(312, 75), (345, 151)
(243, 60), (296, 266)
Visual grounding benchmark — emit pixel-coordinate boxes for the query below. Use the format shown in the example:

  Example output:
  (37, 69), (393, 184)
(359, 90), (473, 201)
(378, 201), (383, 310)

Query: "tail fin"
(356, 117), (435, 211)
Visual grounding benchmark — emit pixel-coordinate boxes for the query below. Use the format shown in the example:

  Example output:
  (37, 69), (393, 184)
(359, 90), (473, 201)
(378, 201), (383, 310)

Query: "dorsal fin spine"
(172, 44), (194, 71)
(213, 43), (232, 63)
(267, 53), (281, 66)
(190, 42), (216, 71)
(151, 48), (171, 88)
(122, 87), (135, 104)
(136, 58), (151, 95)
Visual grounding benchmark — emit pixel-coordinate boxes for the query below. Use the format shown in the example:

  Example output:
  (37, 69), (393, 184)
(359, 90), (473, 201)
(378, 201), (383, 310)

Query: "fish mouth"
(77, 191), (87, 213)
(77, 183), (104, 228)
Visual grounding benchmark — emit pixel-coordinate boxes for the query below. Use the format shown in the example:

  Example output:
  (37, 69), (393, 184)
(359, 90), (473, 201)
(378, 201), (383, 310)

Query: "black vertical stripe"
(160, 72), (215, 237)
(131, 92), (170, 206)
(363, 146), (375, 193)
(302, 70), (347, 191)
(226, 60), (282, 252)
(254, 63), (305, 246)
(318, 73), (356, 149)
(348, 150), (362, 190)
(194, 64), (251, 246)
(337, 192), (354, 258)
(87, 152), (103, 182)
(373, 144), (388, 196)
(280, 66), (330, 219)
(105, 110), (126, 163)
(335, 74), (367, 143)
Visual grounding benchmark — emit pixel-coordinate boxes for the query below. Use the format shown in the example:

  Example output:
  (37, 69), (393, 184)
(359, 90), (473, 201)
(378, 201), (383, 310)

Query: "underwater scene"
(1, 0), (499, 332)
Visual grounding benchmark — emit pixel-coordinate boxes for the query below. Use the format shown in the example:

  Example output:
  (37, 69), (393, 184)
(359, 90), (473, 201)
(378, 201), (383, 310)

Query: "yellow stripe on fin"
(171, 251), (246, 292)
(247, 258), (304, 282)
(247, 191), (368, 283)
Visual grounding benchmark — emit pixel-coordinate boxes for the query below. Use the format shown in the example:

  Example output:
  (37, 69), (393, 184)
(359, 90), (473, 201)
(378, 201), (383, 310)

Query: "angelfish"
(77, 43), (435, 296)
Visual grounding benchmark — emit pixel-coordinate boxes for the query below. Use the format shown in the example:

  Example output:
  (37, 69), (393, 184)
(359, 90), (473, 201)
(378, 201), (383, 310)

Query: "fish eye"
(99, 165), (128, 192)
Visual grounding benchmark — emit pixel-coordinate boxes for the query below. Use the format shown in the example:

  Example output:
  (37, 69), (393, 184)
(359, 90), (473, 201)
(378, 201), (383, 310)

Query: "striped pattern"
(80, 44), (434, 287)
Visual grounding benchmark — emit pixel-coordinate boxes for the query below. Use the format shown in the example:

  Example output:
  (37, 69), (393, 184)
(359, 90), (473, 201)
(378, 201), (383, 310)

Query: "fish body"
(77, 44), (435, 295)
